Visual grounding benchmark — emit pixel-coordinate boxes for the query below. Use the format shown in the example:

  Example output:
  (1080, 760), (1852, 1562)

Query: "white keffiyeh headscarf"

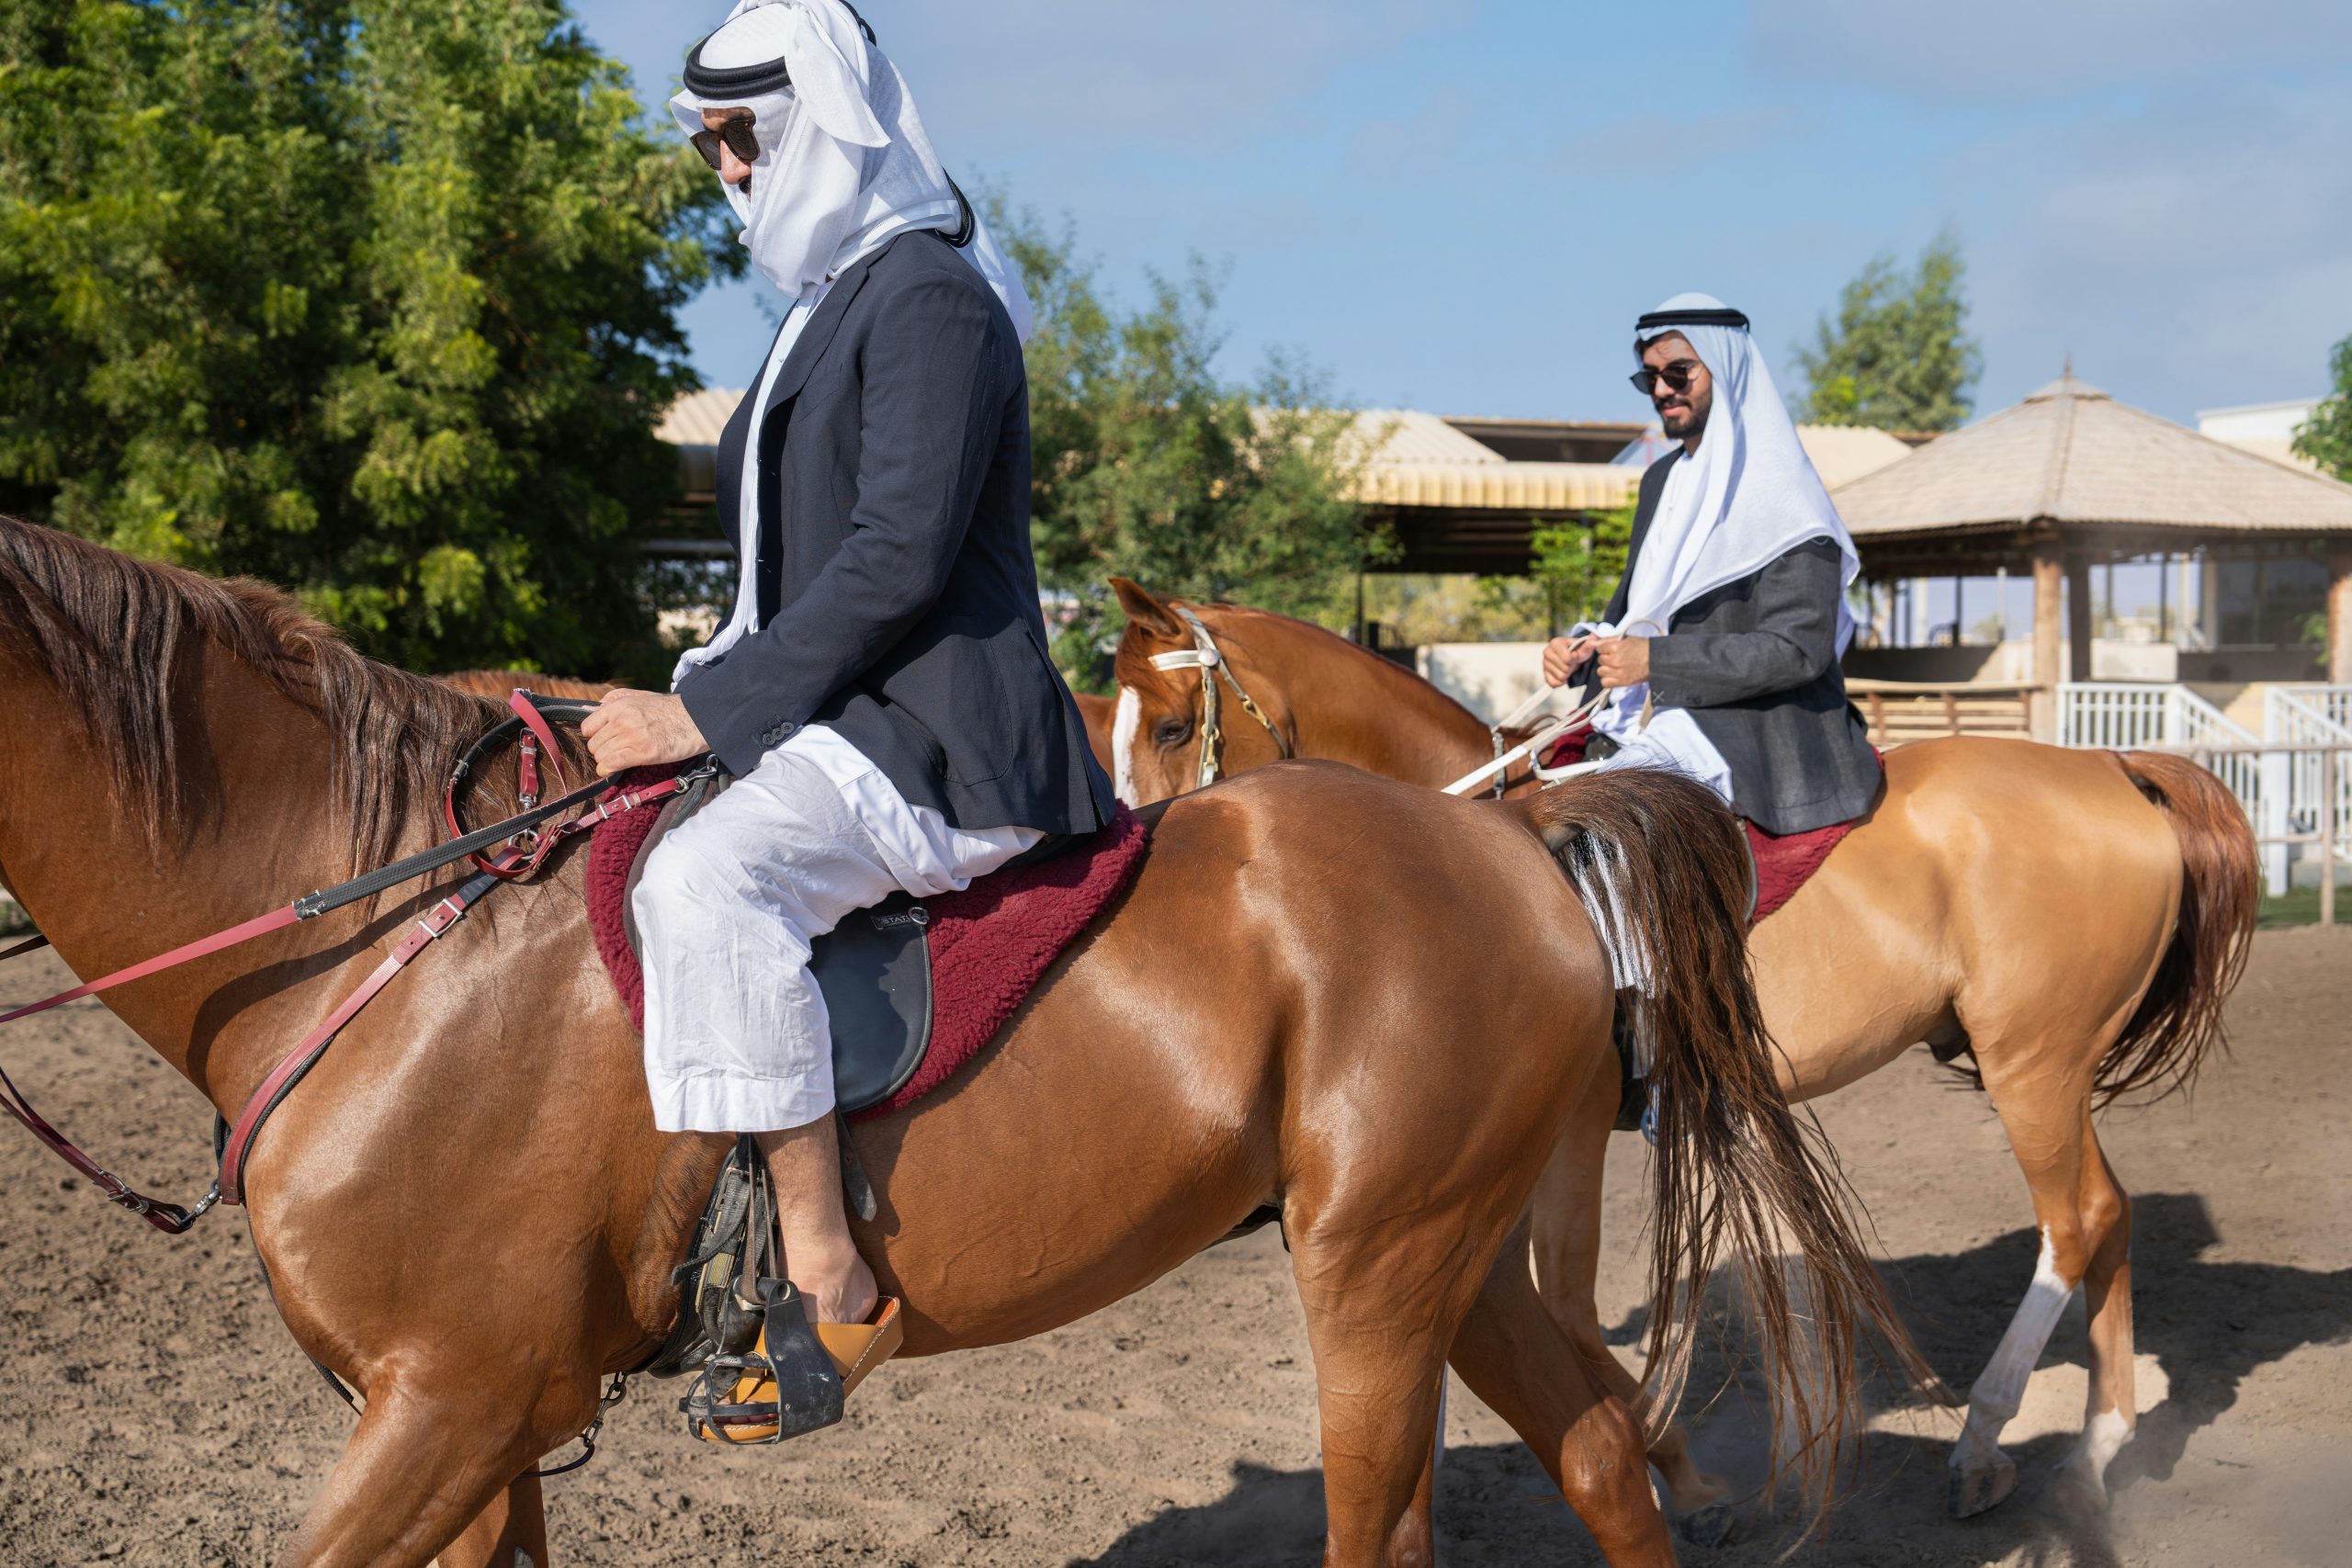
(668, 0), (1033, 340)
(1571, 295), (1861, 800)
(1622, 293), (1858, 646)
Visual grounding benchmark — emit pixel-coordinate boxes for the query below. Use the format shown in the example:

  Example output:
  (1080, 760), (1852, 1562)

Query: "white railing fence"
(2265, 689), (2352, 883)
(2058, 682), (2352, 895)
(2059, 684), (2267, 848)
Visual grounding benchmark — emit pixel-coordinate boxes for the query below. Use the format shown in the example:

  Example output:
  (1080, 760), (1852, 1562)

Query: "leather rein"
(1148, 606), (1294, 789)
(0, 691), (706, 1234)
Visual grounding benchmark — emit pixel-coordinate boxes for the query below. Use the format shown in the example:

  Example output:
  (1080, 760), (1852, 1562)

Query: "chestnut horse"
(1108, 580), (2258, 1527)
(0, 517), (1923, 1568)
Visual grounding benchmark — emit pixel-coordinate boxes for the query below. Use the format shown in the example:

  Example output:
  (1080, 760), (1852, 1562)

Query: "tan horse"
(0, 517), (1928, 1567)
(1108, 579), (2259, 1528)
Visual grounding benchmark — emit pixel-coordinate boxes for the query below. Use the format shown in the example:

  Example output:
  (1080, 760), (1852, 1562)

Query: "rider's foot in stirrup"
(788, 1236), (878, 1325)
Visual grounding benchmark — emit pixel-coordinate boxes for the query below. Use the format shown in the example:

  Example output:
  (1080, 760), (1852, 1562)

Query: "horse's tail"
(1517, 769), (1945, 1528)
(2103, 750), (2260, 1106)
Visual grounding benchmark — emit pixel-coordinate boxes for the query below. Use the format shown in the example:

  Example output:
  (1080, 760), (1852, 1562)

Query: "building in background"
(2199, 397), (2324, 472)
(1835, 371), (2352, 739)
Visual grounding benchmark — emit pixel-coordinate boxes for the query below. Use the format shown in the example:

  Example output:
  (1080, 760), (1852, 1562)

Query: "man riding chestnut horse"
(583, 0), (1110, 1371)
(1540, 293), (1881, 837)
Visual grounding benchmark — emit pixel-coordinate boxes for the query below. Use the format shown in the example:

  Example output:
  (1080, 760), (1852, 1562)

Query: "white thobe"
(1576, 457), (1736, 806)
(634, 725), (1040, 1133)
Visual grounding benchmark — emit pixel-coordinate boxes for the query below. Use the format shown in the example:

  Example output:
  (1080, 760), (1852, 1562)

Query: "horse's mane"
(0, 516), (502, 866)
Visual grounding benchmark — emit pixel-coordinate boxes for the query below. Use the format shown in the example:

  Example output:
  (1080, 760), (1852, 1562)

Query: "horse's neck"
(0, 653), (360, 1100)
(1249, 618), (1494, 788)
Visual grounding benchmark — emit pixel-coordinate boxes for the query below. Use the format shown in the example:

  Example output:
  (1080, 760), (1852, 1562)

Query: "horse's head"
(1108, 579), (1296, 806)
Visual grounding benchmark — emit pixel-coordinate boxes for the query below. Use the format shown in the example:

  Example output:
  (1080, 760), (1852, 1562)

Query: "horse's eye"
(1153, 716), (1191, 748)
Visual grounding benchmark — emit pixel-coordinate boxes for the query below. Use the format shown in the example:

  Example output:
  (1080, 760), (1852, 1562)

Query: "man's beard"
(1660, 400), (1707, 441)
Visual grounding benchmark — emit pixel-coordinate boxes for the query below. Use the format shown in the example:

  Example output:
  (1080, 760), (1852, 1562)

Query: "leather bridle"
(0, 691), (705, 1231)
(1147, 606), (1294, 790)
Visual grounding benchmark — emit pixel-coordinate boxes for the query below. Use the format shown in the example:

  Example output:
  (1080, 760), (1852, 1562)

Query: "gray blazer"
(1583, 454), (1881, 835)
(679, 230), (1114, 836)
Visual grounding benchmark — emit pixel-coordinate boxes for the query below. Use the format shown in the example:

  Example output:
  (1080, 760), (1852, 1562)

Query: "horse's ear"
(1111, 577), (1183, 641)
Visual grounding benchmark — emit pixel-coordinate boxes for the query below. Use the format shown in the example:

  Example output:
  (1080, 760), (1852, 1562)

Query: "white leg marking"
(2064, 1408), (2134, 1493)
(1112, 685), (1141, 807)
(1951, 1229), (2075, 1472)
(514, 1551), (537, 1568)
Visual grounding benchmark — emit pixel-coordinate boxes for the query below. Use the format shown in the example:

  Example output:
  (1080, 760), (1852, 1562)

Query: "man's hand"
(581, 689), (710, 776)
(1592, 637), (1651, 689)
(1541, 635), (1596, 688)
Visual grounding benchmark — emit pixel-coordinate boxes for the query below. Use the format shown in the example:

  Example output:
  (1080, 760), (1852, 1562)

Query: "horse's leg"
(1285, 1214), (1466, 1568)
(1947, 1076), (2129, 1517)
(437, 1474), (548, 1568)
(2060, 1114), (2135, 1505)
(1529, 1103), (1731, 1535)
(277, 1373), (594, 1568)
(1453, 1213), (1677, 1568)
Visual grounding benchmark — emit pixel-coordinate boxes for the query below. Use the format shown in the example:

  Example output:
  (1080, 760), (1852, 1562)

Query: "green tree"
(1793, 235), (1982, 434)
(1524, 502), (1634, 632)
(0, 0), (736, 678)
(2295, 333), (2352, 480)
(988, 198), (1378, 686)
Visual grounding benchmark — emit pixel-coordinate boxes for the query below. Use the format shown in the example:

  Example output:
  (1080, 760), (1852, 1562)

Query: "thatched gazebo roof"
(1834, 372), (2352, 573)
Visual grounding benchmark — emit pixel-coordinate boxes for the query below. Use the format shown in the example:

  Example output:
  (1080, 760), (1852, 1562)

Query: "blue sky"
(575, 0), (2352, 430)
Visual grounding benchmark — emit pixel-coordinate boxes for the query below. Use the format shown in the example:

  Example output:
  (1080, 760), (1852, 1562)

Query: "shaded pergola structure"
(1832, 372), (2352, 739)
(1348, 411), (1917, 574)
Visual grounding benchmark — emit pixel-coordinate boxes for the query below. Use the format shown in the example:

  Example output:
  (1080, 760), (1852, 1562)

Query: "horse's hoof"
(1676, 1500), (1741, 1548)
(1948, 1450), (2018, 1518)
(2048, 1457), (2111, 1517)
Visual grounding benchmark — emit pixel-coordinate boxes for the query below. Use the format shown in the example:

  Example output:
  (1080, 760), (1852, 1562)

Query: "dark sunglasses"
(689, 115), (762, 172)
(1628, 358), (1701, 398)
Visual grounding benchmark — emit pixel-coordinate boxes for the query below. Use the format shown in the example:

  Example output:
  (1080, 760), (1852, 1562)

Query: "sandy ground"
(0, 928), (2345, 1567)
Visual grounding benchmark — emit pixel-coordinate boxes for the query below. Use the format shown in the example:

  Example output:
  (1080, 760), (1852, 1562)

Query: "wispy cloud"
(1965, 79), (2352, 408)
(879, 0), (1475, 149)
(1750, 0), (2352, 101)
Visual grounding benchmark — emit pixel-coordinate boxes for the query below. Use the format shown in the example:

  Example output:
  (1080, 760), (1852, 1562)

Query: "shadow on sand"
(1068, 1194), (2352, 1567)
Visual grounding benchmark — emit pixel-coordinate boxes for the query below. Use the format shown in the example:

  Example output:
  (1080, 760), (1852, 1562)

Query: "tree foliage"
(1524, 502), (1634, 632)
(987, 197), (1377, 686)
(0, 0), (736, 677)
(1792, 235), (1982, 434)
(2295, 333), (2352, 481)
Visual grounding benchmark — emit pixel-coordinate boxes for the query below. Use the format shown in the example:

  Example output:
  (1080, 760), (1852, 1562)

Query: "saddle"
(610, 772), (1090, 1114)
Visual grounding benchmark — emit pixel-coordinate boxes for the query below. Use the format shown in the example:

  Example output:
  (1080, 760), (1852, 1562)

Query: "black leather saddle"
(620, 772), (1072, 1114)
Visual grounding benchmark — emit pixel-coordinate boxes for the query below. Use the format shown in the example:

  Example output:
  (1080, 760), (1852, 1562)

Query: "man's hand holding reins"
(582, 689), (711, 776)
(1542, 634), (1651, 690)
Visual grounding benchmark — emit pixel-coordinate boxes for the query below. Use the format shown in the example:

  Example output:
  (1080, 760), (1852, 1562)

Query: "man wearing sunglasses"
(580, 0), (1113, 1367)
(1538, 294), (1880, 837)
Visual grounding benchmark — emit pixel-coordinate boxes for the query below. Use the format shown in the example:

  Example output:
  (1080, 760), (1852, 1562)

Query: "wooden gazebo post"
(2031, 545), (2064, 740)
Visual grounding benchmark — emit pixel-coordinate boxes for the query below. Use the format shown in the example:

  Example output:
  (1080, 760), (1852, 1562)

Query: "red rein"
(0, 692), (689, 1232)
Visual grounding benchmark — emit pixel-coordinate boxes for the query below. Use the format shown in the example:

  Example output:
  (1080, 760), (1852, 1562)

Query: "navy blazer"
(678, 230), (1114, 836)
(1582, 454), (1881, 835)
